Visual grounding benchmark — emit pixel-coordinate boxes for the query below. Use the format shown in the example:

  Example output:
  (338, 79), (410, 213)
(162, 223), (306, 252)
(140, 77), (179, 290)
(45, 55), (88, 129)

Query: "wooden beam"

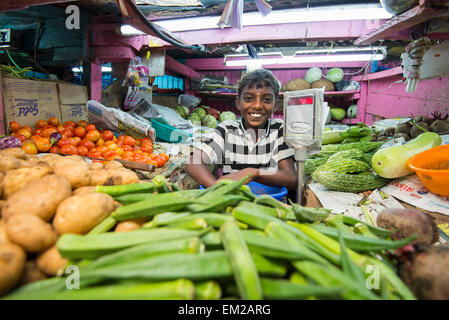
(0, 0), (73, 12)
(165, 55), (201, 79)
(90, 61), (102, 102)
(168, 20), (385, 47)
(354, 1), (449, 45)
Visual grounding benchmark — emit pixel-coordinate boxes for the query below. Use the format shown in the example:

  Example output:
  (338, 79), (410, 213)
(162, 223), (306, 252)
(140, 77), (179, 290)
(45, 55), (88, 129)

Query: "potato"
(89, 168), (139, 186)
(36, 245), (68, 277)
(0, 219), (11, 244)
(115, 218), (146, 233)
(18, 159), (32, 167)
(52, 156), (90, 189)
(6, 214), (57, 253)
(72, 186), (97, 196)
(89, 162), (104, 170)
(2, 175), (72, 222)
(0, 242), (26, 296)
(20, 260), (47, 285)
(105, 160), (124, 169)
(0, 154), (21, 172)
(39, 154), (63, 167)
(53, 192), (115, 235)
(2, 166), (52, 198)
(0, 147), (26, 159)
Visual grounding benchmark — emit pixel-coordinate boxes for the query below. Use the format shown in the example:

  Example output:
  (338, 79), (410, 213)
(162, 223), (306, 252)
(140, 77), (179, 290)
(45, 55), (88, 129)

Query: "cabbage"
(174, 106), (186, 119)
(304, 67), (322, 84)
(219, 111), (236, 123)
(181, 106), (190, 117)
(326, 68), (344, 83)
(202, 114), (217, 128)
(189, 112), (202, 126)
(193, 107), (207, 120)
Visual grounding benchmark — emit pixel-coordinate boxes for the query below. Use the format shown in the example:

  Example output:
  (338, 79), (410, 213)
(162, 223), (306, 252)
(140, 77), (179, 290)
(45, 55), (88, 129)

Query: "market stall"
(0, 0), (449, 303)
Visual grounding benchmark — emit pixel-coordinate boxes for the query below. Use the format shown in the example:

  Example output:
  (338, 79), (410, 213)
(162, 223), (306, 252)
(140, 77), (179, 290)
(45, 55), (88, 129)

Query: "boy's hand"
(218, 168), (259, 185)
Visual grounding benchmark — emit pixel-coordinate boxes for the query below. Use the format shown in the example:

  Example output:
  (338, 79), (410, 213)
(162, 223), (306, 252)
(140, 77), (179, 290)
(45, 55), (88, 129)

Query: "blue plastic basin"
(200, 181), (288, 201)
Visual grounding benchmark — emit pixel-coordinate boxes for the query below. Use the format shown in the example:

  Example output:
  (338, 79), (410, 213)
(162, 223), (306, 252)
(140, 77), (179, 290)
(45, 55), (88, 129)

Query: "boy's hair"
(238, 69), (281, 99)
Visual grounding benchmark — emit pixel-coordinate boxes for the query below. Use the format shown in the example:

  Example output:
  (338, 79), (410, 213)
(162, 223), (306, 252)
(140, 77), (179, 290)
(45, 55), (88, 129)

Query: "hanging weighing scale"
(283, 88), (326, 204)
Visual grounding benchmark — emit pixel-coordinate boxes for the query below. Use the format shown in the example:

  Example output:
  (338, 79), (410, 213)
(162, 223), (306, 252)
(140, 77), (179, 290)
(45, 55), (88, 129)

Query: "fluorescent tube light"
(224, 53), (385, 67)
(151, 4), (392, 32)
(72, 66), (112, 73)
(120, 24), (145, 36)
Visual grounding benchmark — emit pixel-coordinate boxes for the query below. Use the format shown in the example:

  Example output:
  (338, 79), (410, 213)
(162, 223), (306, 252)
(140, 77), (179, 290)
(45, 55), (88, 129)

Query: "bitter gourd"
(310, 141), (384, 158)
(312, 170), (390, 193)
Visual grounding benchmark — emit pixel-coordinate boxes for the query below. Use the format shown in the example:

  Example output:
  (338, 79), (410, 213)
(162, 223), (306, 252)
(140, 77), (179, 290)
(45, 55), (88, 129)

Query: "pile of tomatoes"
(9, 118), (169, 168)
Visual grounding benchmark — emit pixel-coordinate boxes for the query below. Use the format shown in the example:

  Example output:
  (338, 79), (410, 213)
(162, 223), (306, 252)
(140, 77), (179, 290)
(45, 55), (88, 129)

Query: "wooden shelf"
(351, 67), (404, 82)
(341, 118), (360, 125)
(354, 0), (449, 45)
(195, 90), (361, 98)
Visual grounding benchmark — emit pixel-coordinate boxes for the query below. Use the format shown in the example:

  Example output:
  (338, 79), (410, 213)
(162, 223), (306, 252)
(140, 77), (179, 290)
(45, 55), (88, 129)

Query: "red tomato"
(74, 127), (86, 138)
(9, 121), (21, 133)
(96, 137), (105, 147)
(90, 151), (103, 159)
(21, 126), (33, 133)
(122, 145), (133, 152)
(141, 143), (153, 154)
(56, 125), (65, 133)
(22, 140), (38, 155)
(153, 155), (166, 168)
(61, 129), (74, 138)
(77, 146), (88, 156)
(96, 146), (108, 153)
(86, 130), (101, 142)
(77, 120), (88, 128)
(49, 145), (60, 153)
(35, 137), (52, 152)
(102, 130), (114, 141)
(17, 128), (32, 139)
(79, 139), (96, 150)
(60, 144), (78, 155)
(36, 120), (48, 129)
(102, 149), (116, 159)
(57, 137), (71, 148)
(15, 134), (27, 143)
(70, 137), (81, 146)
(41, 127), (58, 138)
(64, 121), (76, 128)
(122, 136), (136, 146)
(159, 153), (170, 162)
(85, 124), (96, 132)
(48, 117), (60, 126)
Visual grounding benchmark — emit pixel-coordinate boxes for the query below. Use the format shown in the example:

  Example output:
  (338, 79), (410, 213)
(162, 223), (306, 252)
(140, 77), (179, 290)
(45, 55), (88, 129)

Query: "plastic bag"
(123, 57), (151, 111)
(178, 94), (201, 109)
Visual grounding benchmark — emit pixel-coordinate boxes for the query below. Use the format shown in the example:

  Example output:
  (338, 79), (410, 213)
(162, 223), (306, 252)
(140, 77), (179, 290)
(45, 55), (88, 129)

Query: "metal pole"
(296, 160), (304, 205)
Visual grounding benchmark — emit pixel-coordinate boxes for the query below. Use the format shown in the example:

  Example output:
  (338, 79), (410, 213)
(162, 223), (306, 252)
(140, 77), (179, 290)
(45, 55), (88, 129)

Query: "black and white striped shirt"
(199, 118), (294, 174)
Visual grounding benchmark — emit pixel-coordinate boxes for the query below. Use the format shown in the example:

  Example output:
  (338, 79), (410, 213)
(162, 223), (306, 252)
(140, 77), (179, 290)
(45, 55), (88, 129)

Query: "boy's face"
(236, 81), (277, 131)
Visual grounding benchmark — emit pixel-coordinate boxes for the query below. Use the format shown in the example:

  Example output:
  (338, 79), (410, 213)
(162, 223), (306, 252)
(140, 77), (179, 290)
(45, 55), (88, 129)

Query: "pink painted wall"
(359, 75), (449, 124)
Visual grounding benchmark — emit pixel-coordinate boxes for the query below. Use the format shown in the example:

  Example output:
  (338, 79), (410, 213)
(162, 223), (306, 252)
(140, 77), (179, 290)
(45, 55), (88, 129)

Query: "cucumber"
(371, 132), (442, 179)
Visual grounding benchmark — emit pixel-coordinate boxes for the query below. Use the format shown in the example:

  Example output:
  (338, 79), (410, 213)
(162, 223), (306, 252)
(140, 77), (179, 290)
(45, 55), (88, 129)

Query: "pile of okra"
(3, 175), (417, 300)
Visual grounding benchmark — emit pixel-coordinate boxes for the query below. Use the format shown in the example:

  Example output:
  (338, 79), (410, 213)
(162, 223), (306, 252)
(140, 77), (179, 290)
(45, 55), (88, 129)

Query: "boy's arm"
(252, 157), (297, 190)
(184, 149), (218, 188)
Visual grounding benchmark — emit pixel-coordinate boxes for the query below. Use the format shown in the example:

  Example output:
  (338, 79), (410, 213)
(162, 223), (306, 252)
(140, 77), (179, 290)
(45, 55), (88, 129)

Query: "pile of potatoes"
(0, 148), (140, 296)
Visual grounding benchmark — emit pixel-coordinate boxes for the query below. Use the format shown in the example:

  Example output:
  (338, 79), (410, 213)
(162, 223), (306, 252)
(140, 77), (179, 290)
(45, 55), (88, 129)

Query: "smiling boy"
(184, 69), (297, 190)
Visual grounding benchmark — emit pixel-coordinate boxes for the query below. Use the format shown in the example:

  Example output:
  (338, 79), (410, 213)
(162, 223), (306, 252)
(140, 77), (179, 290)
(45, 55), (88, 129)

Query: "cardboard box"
(2, 77), (62, 132)
(57, 83), (89, 123)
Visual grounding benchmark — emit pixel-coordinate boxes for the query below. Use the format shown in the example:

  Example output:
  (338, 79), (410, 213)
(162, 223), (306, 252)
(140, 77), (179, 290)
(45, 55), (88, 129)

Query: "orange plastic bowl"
(407, 144), (449, 197)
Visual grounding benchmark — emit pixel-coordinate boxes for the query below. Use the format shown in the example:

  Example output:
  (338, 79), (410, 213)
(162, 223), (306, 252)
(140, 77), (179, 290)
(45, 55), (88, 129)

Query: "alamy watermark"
(365, 265), (380, 290)
(65, 265), (80, 290)
(65, 5), (80, 30)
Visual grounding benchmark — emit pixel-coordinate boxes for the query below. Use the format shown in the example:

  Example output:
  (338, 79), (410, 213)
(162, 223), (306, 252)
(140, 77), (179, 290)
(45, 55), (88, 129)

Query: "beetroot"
(376, 208), (439, 245)
(398, 245), (449, 299)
